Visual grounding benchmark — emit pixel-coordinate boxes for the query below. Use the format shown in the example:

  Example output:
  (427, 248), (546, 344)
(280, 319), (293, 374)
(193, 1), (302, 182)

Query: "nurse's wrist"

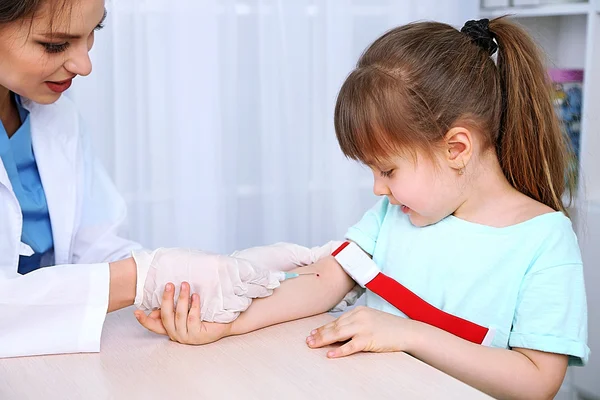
(107, 257), (137, 312)
(130, 248), (154, 307)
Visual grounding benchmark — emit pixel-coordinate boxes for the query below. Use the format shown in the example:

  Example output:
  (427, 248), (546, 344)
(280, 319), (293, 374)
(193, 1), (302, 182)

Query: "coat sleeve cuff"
(78, 263), (110, 352)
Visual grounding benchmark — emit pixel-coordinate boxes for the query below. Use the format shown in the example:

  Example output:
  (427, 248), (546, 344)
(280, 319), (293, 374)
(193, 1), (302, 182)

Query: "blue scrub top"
(0, 94), (54, 274)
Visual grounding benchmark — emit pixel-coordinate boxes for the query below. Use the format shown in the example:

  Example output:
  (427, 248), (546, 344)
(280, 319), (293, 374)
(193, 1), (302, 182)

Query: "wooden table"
(0, 307), (492, 399)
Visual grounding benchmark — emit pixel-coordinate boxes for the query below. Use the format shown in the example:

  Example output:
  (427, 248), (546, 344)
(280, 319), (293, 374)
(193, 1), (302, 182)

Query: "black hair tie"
(461, 19), (498, 56)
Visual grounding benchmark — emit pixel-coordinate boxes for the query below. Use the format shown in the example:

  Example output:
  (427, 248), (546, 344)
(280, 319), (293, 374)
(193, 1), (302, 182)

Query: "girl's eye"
(41, 42), (70, 54)
(380, 169), (394, 178)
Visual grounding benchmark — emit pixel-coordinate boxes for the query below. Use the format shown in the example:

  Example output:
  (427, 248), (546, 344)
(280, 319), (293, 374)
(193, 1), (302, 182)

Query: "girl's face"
(0, 0), (105, 104)
(369, 150), (465, 227)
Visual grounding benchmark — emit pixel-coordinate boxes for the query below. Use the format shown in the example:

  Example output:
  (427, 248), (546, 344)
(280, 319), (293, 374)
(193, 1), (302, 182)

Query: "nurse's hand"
(134, 282), (233, 345)
(231, 241), (343, 272)
(133, 248), (281, 320)
(232, 241), (363, 313)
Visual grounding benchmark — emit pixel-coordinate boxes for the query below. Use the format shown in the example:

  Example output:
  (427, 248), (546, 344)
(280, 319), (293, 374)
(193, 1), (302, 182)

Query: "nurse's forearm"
(107, 257), (137, 312)
(230, 256), (355, 335)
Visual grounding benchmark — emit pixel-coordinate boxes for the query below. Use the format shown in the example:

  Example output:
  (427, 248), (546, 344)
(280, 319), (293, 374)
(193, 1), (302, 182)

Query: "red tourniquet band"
(332, 241), (492, 345)
(331, 241), (350, 257)
(366, 273), (489, 344)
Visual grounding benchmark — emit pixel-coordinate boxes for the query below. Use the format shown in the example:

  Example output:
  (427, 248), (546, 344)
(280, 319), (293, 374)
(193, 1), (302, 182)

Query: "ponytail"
(489, 17), (573, 213)
(334, 18), (573, 214)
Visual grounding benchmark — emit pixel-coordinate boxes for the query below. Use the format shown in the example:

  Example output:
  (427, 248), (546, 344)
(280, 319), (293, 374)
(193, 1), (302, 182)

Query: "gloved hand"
(230, 241), (342, 271)
(231, 241), (364, 312)
(132, 248), (284, 323)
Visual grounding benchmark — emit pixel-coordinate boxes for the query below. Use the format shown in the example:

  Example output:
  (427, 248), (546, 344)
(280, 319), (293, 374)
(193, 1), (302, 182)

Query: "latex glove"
(132, 248), (283, 323)
(231, 241), (343, 271)
(330, 284), (365, 312)
(231, 241), (364, 312)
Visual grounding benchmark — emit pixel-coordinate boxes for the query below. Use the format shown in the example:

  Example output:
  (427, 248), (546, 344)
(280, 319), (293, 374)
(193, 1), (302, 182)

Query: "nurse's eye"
(41, 42), (70, 54)
(380, 169), (394, 178)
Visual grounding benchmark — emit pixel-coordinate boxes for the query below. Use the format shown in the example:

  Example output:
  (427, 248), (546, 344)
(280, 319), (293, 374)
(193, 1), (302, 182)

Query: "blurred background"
(70, 0), (477, 252)
(68, 0), (598, 399)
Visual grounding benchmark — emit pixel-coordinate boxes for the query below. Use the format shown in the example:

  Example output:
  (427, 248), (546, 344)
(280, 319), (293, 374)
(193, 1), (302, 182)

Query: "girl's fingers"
(148, 309), (162, 320)
(160, 283), (178, 341)
(306, 320), (356, 348)
(134, 310), (168, 335)
(327, 338), (366, 358)
(175, 282), (191, 338)
(186, 293), (202, 335)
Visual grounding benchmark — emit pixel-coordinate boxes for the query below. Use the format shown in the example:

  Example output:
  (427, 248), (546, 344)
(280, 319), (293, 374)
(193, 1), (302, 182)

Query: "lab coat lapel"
(24, 99), (78, 265)
(0, 157), (11, 192)
(0, 122), (13, 192)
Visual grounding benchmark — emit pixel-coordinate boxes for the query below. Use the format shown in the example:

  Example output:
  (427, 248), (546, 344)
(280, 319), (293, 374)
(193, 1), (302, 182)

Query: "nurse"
(0, 0), (193, 358)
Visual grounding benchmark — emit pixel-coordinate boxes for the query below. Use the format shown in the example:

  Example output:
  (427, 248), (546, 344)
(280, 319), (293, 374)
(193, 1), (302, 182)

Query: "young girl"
(137, 17), (589, 399)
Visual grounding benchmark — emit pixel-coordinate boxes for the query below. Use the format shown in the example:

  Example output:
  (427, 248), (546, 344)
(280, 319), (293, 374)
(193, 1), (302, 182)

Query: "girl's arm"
(310, 309), (567, 400)
(406, 320), (567, 400)
(230, 255), (356, 335)
(136, 255), (356, 341)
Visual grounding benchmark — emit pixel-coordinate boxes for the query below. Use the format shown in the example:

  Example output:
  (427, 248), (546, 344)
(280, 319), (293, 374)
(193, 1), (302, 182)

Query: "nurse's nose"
(64, 47), (93, 77)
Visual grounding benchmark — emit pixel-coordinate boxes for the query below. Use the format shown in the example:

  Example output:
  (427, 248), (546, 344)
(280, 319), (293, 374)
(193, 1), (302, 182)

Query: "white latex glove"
(132, 248), (284, 323)
(231, 241), (342, 271)
(231, 241), (364, 312)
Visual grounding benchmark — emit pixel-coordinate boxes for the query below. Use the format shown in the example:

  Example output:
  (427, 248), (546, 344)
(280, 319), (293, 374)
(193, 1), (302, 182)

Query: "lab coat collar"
(25, 96), (79, 264)
(0, 97), (40, 191)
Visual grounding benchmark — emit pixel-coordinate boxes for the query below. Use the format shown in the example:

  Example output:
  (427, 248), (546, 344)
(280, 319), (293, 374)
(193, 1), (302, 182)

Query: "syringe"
(276, 271), (320, 281)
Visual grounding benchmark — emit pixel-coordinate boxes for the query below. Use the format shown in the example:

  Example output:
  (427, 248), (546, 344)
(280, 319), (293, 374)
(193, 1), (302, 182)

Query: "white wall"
(69, 0), (479, 253)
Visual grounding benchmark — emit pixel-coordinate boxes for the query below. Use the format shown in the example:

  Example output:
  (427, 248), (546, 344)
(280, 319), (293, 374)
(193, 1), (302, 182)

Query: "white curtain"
(70, 0), (477, 253)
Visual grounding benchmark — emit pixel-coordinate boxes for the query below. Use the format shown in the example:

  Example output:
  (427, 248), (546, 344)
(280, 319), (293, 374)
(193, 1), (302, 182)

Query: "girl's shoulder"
(512, 194), (558, 224)
(474, 191), (570, 229)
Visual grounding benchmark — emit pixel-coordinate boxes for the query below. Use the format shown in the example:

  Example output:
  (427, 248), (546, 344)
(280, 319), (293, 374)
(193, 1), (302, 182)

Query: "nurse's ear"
(444, 127), (473, 175)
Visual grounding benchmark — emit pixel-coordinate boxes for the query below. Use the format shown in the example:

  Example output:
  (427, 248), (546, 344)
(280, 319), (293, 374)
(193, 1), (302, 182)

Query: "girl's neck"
(454, 150), (545, 227)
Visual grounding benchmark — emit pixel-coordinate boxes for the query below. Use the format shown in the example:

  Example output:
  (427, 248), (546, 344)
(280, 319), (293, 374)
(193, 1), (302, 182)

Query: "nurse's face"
(0, 0), (106, 104)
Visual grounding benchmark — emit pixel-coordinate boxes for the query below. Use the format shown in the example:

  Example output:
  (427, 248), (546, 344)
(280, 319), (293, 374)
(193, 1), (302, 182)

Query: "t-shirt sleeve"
(509, 218), (590, 366)
(344, 198), (390, 255)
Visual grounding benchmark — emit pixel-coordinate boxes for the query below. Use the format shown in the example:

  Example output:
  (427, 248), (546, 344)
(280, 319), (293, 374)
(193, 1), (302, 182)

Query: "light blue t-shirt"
(346, 198), (589, 366)
(0, 94), (54, 274)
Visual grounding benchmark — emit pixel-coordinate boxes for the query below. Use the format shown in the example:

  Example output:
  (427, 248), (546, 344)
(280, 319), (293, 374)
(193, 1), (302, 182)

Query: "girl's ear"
(444, 127), (473, 173)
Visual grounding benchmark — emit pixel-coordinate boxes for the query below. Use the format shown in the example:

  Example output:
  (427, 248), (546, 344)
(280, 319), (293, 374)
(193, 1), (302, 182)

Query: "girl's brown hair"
(334, 17), (573, 213)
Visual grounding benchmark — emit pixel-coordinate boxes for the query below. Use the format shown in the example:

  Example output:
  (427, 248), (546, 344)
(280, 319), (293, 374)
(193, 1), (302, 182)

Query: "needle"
(281, 272), (320, 280)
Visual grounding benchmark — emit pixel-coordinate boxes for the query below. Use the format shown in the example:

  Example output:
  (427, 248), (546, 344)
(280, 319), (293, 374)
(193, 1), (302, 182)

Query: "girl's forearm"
(406, 321), (567, 400)
(230, 256), (355, 335)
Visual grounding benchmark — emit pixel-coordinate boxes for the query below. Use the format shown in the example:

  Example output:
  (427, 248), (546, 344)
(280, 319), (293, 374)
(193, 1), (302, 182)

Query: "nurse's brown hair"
(0, 0), (73, 34)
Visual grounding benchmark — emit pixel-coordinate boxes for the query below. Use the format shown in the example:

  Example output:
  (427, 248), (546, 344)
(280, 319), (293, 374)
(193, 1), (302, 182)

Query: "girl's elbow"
(528, 374), (566, 400)
(318, 256), (356, 291)
(540, 381), (564, 400)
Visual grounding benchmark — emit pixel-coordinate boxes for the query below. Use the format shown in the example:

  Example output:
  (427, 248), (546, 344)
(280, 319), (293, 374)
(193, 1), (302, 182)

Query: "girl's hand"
(306, 306), (416, 358)
(134, 282), (232, 345)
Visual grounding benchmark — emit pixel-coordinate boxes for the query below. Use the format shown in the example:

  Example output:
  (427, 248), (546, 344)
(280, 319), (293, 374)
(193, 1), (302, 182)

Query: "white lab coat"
(0, 96), (142, 358)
